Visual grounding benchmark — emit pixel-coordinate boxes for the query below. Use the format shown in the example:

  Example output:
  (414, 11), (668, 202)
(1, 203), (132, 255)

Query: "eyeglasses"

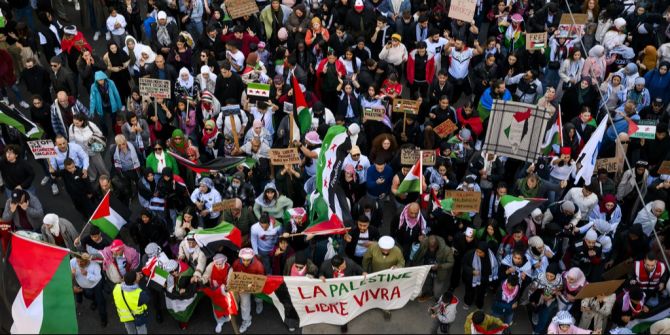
(204, 128), (214, 132)
(154, 148), (163, 151)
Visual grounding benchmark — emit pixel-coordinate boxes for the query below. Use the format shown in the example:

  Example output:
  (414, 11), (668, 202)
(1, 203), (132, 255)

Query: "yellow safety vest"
(112, 285), (148, 323)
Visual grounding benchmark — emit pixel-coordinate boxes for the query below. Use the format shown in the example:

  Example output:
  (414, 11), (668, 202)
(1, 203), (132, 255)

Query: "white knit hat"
(552, 311), (574, 325)
(614, 18), (626, 29)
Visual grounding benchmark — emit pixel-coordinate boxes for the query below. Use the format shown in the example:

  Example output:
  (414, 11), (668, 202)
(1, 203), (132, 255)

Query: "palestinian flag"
(500, 195), (544, 227)
(0, 234), (78, 334)
(292, 75), (312, 136)
(0, 102), (43, 139)
(90, 191), (130, 238)
(628, 119), (639, 136)
(503, 108), (531, 142)
(626, 301), (670, 333)
(541, 109), (563, 155)
(192, 222), (242, 258)
(247, 82), (271, 104)
(314, 126), (353, 227)
(396, 158), (422, 194)
(168, 151), (245, 173)
(201, 286), (238, 318)
(256, 275), (288, 322)
(165, 263), (202, 322)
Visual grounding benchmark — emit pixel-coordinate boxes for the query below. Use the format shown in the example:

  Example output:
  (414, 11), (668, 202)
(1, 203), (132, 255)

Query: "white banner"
(285, 265), (431, 327)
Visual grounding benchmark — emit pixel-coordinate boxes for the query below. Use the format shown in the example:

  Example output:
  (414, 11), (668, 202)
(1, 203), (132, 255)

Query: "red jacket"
(221, 33), (260, 56)
(635, 260), (666, 291)
(232, 256), (265, 275)
(406, 49), (436, 85)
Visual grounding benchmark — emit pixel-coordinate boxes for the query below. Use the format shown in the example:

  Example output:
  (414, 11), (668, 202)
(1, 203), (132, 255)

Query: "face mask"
(232, 182), (241, 189)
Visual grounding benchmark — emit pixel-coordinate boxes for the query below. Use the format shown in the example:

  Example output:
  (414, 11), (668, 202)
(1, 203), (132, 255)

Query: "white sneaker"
(19, 101), (29, 109)
(51, 183), (59, 195)
(105, 32), (111, 41)
(239, 320), (251, 333)
(40, 177), (50, 186)
(255, 302), (263, 315)
(215, 322), (223, 334)
(93, 32), (100, 41)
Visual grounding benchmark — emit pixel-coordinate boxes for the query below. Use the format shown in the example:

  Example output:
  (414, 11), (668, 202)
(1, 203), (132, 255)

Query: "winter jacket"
(1, 194), (44, 231)
(40, 217), (79, 251)
(411, 235), (455, 281)
(89, 71), (123, 117)
(50, 98), (89, 138)
(406, 50), (436, 85)
(177, 239), (207, 277)
(253, 182), (293, 219)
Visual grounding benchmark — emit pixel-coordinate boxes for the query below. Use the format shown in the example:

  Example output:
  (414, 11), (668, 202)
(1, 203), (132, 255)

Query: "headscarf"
(156, 18), (172, 47)
(564, 267), (586, 291)
(61, 31), (92, 54)
(138, 45), (156, 64)
(169, 129), (187, 155)
(398, 204), (426, 232)
(201, 120), (219, 147)
(599, 194), (617, 214)
(107, 41), (129, 66)
(642, 45), (658, 71)
(178, 67), (194, 89)
(186, 146), (199, 161)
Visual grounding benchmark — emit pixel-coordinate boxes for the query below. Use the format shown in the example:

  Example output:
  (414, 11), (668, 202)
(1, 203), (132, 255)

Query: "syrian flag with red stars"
(0, 234), (78, 334)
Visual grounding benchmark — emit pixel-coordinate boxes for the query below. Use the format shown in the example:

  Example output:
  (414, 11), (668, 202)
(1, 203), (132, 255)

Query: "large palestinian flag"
(0, 102), (44, 139)
(168, 151), (245, 173)
(165, 262), (202, 322)
(541, 109), (562, 155)
(192, 222), (242, 258)
(500, 195), (545, 228)
(314, 125), (353, 227)
(0, 234), (78, 333)
(90, 191), (129, 238)
(626, 300), (670, 333)
(396, 158), (422, 194)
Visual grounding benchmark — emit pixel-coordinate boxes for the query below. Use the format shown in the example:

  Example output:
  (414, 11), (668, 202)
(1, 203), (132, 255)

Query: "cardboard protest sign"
(27, 140), (57, 159)
(526, 32), (547, 50)
(448, 0), (476, 23)
(602, 259), (634, 281)
(221, 105), (242, 117)
(227, 272), (267, 293)
(558, 14), (587, 38)
(400, 148), (419, 165)
(284, 266), (431, 327)
(595, 157), (618, 174)
(362, 108), (385, 122)
(444, 191), (482, 212)
(139, 78), (171, 99)
(421, 150), (436, 166)
(211, 199), (238, 212)
(270, 148), (301, 165)
(482, 100), (551, 163)
(225, 0), (260, 19)
(658, 161), (670, 175)
(392, 99), (420, 115)
(433, 119), (458, 138)
(630, 120), (657, 140)
(574, 279), (624, 300)
(283, 102), (294, 114)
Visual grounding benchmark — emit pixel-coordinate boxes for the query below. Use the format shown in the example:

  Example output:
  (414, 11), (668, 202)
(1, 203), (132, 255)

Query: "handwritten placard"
(362, 108), (385, 122)
(227, 272), (267, 293)
(270, 148), (301, 165)
(27, 139), (57, 159)
(658, 160), (670, 175)
(139, 78), (171, 99)
(444, 191), (482, 212)
(392, 99), (420, 115)
(211, 199), (238, 212)
(526, 32), (547, 50)
(421, 150), (436, 166)
(225, 0), (260, 19)
(400, 148), (419, 165)
(558, 14), (587, 38)
(433, 119), (458, 138)
(448, 0), (476, 23)
(595, 158), (618, 174)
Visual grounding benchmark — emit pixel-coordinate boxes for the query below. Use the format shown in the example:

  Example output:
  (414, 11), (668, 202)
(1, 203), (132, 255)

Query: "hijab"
(642, 45), (658, 72)
(201, 120), (219, 146)
(107, 42), (129, 66)
(599, 194), (617, 214)
(178, 67), (194, 89)
(564, 267), (586, 291)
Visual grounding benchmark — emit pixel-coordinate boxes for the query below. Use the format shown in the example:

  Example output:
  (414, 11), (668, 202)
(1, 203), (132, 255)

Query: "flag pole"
(288, 227), (351, 237)
(558, 105), (563, 147)
(76, 190), (111, 241)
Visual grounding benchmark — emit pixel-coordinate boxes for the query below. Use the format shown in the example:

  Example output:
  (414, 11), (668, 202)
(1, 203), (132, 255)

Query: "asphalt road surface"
(2, 4), (536, 334)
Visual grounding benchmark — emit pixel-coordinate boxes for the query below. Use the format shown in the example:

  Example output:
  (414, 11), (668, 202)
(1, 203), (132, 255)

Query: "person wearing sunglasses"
(145, 140), (180, 175)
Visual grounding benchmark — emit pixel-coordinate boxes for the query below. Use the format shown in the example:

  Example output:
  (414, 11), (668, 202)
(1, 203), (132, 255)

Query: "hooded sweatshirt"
(89, 71), (123, 116)
(253, 182), (294, 219)
(189, 178), (222, 219)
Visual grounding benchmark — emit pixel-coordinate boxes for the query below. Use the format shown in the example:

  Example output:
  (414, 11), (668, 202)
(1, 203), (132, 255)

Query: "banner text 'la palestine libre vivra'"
(296, 271), (413, 316)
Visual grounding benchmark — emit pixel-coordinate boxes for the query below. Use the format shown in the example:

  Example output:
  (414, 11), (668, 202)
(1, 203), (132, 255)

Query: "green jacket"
(410, 236), (455, 281)
(362, 243), (405, 273)
(259, 5), (291, 39)
(253, 195), (293, 220)
(464, 312), (505, 334)
(145, 152), (179, 175)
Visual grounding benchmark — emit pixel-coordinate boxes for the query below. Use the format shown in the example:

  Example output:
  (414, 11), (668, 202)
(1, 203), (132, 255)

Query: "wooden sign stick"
(230, 115), (240, 150)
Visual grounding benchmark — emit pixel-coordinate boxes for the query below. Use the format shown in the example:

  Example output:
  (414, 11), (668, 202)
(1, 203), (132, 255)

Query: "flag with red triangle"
(0, 234), (78, 333)
(292, 75), (312, 136)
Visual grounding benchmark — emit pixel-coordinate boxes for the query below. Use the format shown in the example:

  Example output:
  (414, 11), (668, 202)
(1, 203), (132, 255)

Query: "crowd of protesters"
(2, 0), (670, 333)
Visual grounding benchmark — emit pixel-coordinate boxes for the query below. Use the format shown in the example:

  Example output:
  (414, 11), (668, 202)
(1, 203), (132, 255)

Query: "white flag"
(574, 117), (609, 185)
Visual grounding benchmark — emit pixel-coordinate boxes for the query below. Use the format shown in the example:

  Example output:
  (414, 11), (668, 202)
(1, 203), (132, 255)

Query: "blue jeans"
(534, 301), (558, 334)
(544, 68), (560, 92)
(491, 301), (515, 324)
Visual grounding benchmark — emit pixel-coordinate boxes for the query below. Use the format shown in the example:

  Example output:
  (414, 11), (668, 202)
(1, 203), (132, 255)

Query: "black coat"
(20, 65), (52, 101)
(461, 249), (492, 285)
(560, 84), (600, 121)
(214, 73), (244, 105)
(345, 225), (380, 259)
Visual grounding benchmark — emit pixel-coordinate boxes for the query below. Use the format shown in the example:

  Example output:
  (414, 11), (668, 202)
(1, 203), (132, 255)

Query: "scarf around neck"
(472, 253), (482, 287)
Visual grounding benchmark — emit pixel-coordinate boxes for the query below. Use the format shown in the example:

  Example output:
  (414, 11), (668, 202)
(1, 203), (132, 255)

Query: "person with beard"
(472, 54), (499, 105)
(477, 79), (512, 131)
(505, 69), (543, 104)
(49, 57), (78, 98)
(564, 230), (604, 282)
(222, 198), (256, 247)
(449, 227), (478, 291)
(639, 98), (670, 123)
(425, 95), (457, 136)
(223, 172), (255, 207)
(20, 58), (52, 104)
(462, 241), (492, 310)
(406, 41), (435, 99)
